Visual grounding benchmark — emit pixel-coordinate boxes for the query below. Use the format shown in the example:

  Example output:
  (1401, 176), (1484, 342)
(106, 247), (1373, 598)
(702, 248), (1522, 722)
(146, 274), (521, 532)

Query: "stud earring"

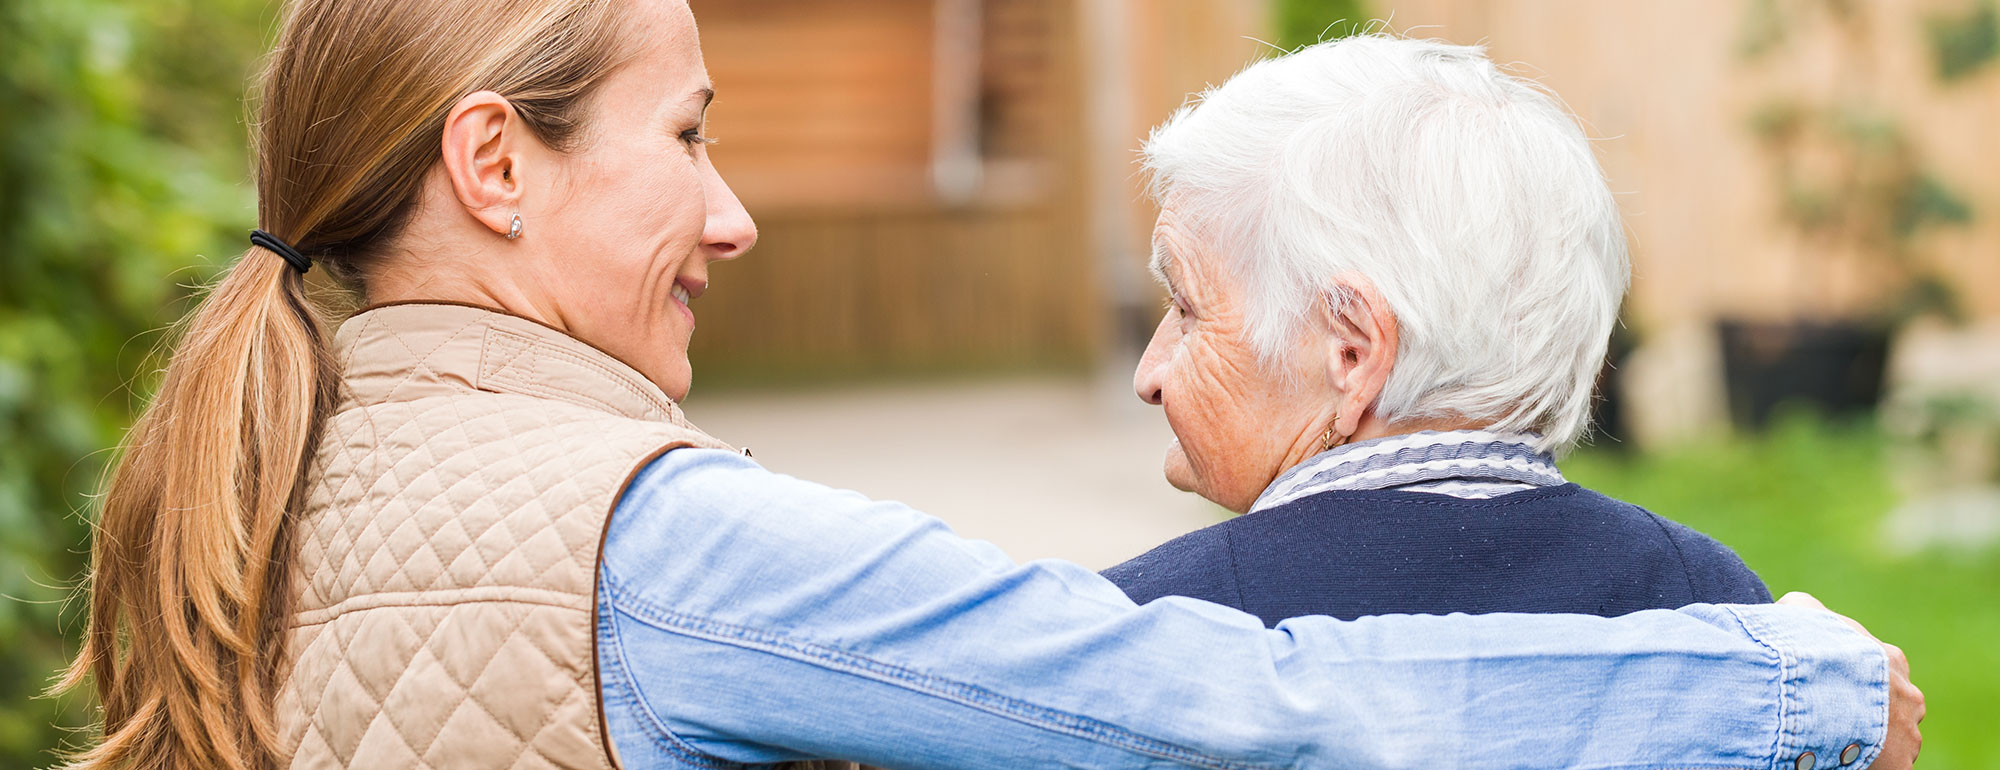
(506, 213), (523, 241)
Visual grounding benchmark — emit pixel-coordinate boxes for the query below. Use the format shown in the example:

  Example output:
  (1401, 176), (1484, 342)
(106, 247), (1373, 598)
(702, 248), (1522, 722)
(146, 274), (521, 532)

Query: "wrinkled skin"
(1132, 204), (1410, 512)
(1132, 207), (1334, 512)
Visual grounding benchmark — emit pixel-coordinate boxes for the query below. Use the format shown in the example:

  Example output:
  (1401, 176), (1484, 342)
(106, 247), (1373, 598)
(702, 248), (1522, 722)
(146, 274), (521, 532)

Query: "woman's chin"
(635, 355), (692, 401)
(1162, 441), (1198, 493)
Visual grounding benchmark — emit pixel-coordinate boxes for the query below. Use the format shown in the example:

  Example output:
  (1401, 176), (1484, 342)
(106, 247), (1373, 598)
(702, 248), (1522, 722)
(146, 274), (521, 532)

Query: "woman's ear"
(1318, 274), (1398, 436)
(439, 90), (524, 238)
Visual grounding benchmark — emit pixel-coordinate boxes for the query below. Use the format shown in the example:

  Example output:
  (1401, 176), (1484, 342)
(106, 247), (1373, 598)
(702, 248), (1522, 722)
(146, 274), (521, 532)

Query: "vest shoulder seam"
(292, 586), (588, 628)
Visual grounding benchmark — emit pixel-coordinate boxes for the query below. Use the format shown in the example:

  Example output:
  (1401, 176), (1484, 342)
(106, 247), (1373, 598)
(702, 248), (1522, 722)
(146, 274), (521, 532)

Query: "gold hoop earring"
(506, 213), (524, 241)
(1319, 414), (1345, 453)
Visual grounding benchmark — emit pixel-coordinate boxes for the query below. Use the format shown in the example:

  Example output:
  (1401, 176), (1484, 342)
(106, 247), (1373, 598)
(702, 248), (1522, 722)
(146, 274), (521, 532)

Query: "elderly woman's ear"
(1317, 274), (1398, 440)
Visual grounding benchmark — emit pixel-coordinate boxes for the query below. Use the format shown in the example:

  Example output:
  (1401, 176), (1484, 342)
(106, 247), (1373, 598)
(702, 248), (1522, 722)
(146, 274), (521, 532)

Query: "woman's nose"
(1134, 374), (1164, 406)
(1133, 314), (1173, 406)
(703, 165), (757, 261)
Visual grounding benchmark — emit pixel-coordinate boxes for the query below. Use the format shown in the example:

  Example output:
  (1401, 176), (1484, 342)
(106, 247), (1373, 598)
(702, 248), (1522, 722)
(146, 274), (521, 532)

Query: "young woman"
(63, 1), (1918, 769)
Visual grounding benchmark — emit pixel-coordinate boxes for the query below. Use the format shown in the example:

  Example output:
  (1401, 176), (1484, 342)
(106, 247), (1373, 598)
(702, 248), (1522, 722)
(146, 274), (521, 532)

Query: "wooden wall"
(685, 0), (1098, 385)
(684, 206), (1096, 383)
(692, 0), (937, 209)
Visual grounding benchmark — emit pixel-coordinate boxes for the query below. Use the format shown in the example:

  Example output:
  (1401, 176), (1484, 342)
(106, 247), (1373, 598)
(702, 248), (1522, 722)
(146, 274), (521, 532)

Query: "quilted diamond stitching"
(281, 307), (730, 769)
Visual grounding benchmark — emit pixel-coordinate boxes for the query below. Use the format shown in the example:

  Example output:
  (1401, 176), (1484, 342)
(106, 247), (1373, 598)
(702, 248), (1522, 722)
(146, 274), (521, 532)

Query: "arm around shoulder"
(597, 448), (1893, 769)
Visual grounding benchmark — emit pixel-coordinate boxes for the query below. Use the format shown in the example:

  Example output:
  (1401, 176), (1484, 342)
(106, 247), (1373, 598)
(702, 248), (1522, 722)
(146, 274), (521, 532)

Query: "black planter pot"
(1716, 318), (1891, 431)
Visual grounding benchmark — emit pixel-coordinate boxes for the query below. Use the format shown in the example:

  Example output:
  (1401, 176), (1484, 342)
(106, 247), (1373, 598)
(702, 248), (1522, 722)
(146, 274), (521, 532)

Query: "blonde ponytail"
(61, 1), (635, 766)
(60, 251), (334, 770)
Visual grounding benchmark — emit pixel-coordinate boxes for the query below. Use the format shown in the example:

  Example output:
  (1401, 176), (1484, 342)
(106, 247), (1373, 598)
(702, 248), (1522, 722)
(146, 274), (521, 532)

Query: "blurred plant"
(0, 0), (269, 764)
(1738, 0), (1870, 57)
(1737, 0), (1788, 57)
(1885, 390), (2000, 487)
(1273, 0), (1372, 51)
(1928, 0), (2000, 81)
(1740, 0), (1974, 326)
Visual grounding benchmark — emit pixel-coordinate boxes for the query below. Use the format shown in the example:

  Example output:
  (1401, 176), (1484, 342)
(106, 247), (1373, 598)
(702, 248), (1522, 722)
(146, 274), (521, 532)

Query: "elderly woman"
(1104, 36), (1770, 625)
(64, 3), (1916, 770)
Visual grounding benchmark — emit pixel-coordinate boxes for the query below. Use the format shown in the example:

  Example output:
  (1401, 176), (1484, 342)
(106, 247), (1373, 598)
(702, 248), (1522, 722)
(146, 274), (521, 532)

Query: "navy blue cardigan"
(1102, 484), (1770, 627)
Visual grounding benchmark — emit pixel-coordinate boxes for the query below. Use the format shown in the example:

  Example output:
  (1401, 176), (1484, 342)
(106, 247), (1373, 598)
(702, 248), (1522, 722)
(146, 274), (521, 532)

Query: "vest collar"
(333, 301), (696, 426)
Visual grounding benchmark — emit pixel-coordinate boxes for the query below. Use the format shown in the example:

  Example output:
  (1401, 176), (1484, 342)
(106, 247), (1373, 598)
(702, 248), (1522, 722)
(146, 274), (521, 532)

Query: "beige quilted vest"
(276, 302), (735, 769)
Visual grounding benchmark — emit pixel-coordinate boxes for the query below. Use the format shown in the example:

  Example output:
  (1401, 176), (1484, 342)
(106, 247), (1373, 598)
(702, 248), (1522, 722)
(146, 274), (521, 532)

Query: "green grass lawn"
(1565, 418), (2000, 770)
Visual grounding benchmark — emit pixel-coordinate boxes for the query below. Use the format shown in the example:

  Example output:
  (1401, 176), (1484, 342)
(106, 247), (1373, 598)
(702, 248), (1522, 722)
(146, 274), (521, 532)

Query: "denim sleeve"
(596, 448), (1888, 770)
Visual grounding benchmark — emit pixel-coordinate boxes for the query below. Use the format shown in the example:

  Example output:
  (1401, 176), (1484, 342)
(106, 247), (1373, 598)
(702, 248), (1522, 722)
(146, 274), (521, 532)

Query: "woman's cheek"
(1168, 343), (1227, 472)
(1184, 332), (1274, 507)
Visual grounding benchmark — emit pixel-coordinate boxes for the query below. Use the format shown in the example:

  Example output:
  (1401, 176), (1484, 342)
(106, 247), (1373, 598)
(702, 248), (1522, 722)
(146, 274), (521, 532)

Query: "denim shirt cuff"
(1724, 604), (1891, 770)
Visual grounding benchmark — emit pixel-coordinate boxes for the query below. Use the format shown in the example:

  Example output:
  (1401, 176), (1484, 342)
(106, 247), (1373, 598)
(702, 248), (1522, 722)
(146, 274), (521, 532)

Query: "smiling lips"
(669, 278), (704, 324)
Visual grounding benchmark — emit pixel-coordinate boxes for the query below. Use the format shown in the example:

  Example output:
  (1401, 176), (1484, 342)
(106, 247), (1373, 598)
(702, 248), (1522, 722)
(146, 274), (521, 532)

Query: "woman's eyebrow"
(679, 87), (715, 125)
(679, 86), (715, 118)
(1149, 240), (1183, 296)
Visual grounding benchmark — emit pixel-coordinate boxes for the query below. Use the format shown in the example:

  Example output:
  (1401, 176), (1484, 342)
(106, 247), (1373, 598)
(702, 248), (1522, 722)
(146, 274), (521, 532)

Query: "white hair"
(1142, 34), (1629, 453)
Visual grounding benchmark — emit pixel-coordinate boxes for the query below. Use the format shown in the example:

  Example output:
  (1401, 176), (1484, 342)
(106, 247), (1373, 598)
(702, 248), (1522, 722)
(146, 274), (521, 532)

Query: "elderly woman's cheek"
(1167, 343), (1235, 469)
(1193, 333), (1292, 504)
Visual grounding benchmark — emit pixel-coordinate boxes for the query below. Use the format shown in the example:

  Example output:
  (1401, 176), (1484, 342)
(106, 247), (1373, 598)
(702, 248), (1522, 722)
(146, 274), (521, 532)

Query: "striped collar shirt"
(1249, 430), (1566, 514)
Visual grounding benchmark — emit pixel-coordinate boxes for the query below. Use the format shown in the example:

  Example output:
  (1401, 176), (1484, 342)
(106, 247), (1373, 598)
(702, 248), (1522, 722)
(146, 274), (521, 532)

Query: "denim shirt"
(597, 448), (1888, 769)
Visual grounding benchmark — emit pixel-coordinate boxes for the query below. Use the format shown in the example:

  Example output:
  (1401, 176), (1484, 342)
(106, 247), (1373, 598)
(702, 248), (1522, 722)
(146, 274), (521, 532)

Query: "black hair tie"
(250, 229), (312, 274)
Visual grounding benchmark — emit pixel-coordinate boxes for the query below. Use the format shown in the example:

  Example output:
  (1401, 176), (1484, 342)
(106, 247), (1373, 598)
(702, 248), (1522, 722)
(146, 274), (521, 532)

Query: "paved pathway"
(685, 376), (1228, 570)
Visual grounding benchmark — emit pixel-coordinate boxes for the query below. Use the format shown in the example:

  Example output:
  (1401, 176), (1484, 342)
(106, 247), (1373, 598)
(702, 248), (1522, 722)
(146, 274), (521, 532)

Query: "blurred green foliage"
(1743, 0), (2000, 81)
(0, 0), (271, 764)
(1740, 0), (1977, 325)
(1569, 417), (2000, 770)
(1928, 0), (2000, 82)
(1273, 0), (1373, 51)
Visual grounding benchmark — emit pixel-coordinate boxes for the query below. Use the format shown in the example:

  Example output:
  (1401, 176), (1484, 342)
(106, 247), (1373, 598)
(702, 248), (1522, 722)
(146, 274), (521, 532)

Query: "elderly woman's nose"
(1135, 369), (1164, 405)
(1134, 326), (1170, 406)
(702, 168), (757, 260)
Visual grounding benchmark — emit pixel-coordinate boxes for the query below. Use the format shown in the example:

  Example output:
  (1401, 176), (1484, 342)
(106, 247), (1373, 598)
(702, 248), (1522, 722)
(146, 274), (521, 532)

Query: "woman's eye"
(679, 129), (714, 148)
